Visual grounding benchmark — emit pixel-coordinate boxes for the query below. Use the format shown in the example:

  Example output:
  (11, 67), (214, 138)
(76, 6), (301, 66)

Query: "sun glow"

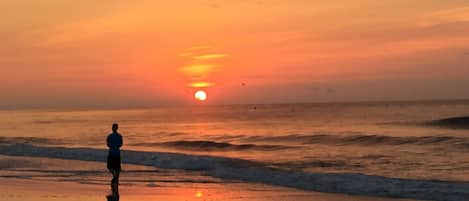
(195, 191), (203, 198)
(194, 90), (207, 101)
(189, 82), (215, 88)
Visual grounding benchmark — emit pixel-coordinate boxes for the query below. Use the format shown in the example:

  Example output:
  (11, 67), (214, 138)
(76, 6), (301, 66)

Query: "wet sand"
(0, 177), (422, 201)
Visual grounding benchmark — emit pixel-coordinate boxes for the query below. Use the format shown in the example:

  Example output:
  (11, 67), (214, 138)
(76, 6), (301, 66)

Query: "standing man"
(107, 123), (123, 194)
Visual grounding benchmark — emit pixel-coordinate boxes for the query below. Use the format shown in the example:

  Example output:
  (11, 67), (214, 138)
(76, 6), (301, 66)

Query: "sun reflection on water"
(195, 190), (203, 198)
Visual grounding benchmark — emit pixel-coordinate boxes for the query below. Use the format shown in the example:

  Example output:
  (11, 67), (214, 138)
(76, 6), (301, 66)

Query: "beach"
(0, 155), (421, 201)
(1, 101), (469, 200)
(4, 0), (469, 199)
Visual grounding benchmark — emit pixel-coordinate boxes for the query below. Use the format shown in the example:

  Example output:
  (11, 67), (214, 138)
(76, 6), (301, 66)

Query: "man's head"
(112, 123), (119, 133)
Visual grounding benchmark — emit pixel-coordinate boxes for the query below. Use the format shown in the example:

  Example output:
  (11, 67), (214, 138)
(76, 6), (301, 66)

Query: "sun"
(194, 90), (207, 101)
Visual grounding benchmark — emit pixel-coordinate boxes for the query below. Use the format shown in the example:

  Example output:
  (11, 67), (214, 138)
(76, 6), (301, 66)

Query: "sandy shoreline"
(0, 177), (421, 201)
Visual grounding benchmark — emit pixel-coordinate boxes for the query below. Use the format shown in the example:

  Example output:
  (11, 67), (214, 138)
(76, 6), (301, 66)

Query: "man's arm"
(106, 135), (111, 148)
(118, 135), (123, 148)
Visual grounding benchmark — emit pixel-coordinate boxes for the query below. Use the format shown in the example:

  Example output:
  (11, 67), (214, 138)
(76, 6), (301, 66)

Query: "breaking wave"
(0, 143), (469, 201)
(245, 134), (469, 149)
(428, 116), (469, 129)
(133, 140), (292, 151)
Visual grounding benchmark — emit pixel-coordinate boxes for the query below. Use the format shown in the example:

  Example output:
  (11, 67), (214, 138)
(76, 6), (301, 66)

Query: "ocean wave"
(133, 140), (292, 151)
(0, 143), (468, 201)
(245, 134), (469, 148)
(333, 135), (464, 146)
(429, 116), (469, 129)
(32, 119), (90, 124)
(273, 160), (361, 169)
(0, 136), (60, 145)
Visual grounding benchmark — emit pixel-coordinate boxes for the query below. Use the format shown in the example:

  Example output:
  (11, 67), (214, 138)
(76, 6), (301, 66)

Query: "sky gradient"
(2, 0), (469, 109)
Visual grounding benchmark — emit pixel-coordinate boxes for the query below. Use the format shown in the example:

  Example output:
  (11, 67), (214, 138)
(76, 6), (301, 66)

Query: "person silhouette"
(106, 123), (123, 194)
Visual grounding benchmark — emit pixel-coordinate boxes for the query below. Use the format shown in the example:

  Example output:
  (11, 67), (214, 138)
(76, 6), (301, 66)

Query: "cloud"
(432, 7), (469, 20)
(178, 46), (227, 88)
(188, 82), (215, 88)
(193, 54), (227, 60)
(179, 46), (224, 58)
(420, 6), (469, 27)
(179, 64), (218, 75)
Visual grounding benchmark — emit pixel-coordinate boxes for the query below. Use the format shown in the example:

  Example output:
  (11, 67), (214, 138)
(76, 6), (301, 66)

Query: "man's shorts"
(107, 155), (121, 171)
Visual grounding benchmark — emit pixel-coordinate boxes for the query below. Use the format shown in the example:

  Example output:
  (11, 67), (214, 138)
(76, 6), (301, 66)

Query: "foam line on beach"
(0, 136), (61, 145)
(0, 143), (468, 201)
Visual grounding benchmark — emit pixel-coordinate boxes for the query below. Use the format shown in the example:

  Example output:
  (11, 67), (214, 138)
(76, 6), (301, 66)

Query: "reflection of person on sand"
(106, 123), (123, 194)
(106, 193), (119, 201)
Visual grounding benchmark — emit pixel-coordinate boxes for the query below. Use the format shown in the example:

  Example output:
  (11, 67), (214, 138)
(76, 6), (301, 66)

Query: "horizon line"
(1, 98), (469, 112)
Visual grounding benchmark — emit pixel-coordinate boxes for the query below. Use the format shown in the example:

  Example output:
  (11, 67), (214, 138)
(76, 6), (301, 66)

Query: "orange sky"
(1, 0), (469, 108)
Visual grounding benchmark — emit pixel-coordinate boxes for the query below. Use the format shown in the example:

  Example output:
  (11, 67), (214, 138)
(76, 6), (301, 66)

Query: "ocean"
(1, 100), (469, 200)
